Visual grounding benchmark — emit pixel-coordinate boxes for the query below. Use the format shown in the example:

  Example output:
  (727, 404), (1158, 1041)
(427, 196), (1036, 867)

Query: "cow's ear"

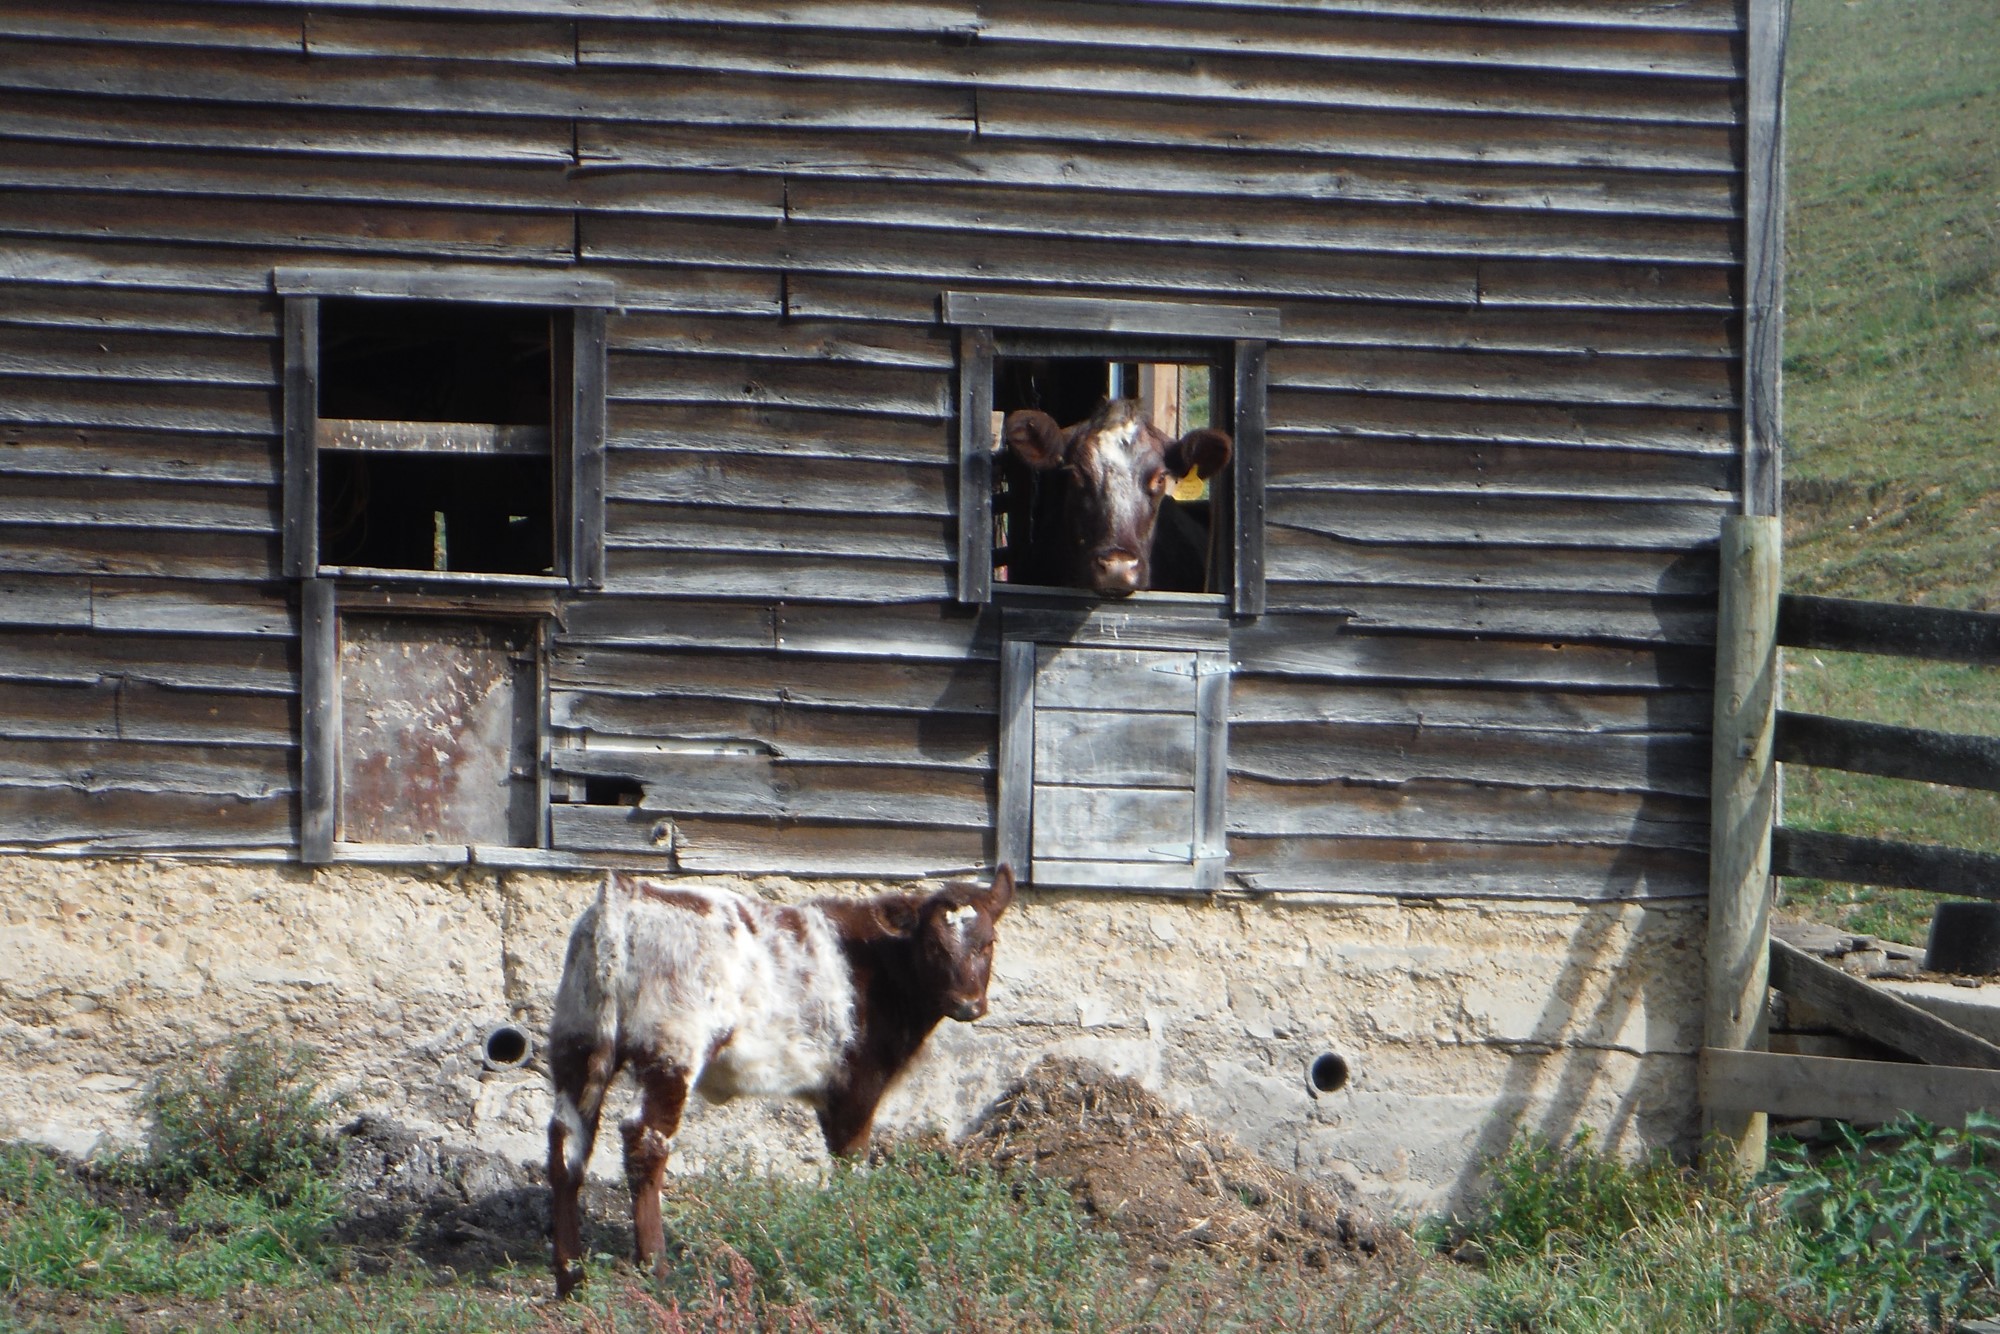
(1003, 410), (1070, 471)
(872, 898), (921, 938)
(979, 864), (1017, 921)
(1165, 428), (1233, 481)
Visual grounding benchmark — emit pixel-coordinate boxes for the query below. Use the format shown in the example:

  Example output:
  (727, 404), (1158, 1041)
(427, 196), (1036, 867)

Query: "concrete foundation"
(0, 857), (1705, 1214)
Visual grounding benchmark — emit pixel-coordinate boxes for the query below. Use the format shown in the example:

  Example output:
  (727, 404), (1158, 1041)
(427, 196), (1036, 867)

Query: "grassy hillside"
(1780, 0), (2000, 942)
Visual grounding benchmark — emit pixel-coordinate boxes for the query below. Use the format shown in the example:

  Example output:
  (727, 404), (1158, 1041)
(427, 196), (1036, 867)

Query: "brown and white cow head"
(875, 864), (1016, 1022)
(1003, 399), (1232, 597)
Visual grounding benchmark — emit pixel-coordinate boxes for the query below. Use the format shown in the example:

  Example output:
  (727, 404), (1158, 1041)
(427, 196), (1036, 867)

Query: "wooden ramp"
(1700, 924), (2000, 1125)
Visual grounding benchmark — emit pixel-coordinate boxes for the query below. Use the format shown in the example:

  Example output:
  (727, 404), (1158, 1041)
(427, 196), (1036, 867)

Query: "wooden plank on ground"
(1699, 1048), (2000, 1125)
(1768, 938), (2000, 1070)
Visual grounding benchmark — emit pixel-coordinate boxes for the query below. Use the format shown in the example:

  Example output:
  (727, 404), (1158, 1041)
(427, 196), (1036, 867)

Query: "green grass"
(1778, 0), (2000, 941)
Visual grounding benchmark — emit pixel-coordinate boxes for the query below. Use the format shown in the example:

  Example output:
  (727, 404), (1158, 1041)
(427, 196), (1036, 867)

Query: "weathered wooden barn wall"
(0, 0), (1746, 902)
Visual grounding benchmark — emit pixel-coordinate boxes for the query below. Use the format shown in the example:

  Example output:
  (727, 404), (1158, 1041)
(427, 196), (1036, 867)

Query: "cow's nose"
(951, 997), (986, 1021)
(1093, 553), (1142, 595)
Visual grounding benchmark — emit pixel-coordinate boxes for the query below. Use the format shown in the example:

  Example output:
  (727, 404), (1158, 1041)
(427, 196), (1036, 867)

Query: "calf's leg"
(620, 1062), (690, 1276)
(547, 1038), (615, 1299)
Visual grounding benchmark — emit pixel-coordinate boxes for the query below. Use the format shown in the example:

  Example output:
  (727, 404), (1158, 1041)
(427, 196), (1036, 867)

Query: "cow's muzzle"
(950, 997), (988, 1022)
(1091, 552), (1143, 596)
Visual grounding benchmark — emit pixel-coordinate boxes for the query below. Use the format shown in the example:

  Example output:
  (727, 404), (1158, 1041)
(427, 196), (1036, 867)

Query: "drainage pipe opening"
(483, 1023), (533, 1071)
(1307, 1052), (1350, 1097)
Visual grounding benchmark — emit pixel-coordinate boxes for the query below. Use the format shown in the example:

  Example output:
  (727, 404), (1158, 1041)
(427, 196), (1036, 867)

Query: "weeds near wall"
(138, 1034), (345, 1201)
(1771, 1112), (2000, 1332)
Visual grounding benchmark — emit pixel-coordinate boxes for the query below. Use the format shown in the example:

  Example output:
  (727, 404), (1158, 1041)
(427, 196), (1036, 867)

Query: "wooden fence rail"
(1704, 575), (2000, 1150)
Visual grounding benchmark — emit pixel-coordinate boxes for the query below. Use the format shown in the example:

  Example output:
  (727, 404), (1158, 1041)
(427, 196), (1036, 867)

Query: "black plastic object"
(1923, 901), (2000, 976)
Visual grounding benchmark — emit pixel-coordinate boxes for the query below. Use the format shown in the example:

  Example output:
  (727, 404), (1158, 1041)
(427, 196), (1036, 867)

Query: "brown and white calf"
(544, 865), (1016, 1297)
(1002, 398), (1233, 597)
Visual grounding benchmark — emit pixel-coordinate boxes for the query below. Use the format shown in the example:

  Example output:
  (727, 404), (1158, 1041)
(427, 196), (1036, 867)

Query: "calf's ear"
(1003, 410), (1071, 471)
(1165, 427), (1232, 481)
(872, 898), (921, 938)
(980, 863), (1017, 921)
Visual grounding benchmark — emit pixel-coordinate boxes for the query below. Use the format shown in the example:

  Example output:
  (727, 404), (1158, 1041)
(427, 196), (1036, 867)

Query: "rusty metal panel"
(337, 614), (538, 847)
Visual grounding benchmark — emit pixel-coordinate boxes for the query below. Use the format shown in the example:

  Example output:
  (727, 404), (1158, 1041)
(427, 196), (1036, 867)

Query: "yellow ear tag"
(1172, 473), (1208, 502)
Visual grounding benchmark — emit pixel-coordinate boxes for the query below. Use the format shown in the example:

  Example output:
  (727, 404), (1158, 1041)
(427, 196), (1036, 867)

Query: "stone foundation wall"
(0, 856), (1705, 1213)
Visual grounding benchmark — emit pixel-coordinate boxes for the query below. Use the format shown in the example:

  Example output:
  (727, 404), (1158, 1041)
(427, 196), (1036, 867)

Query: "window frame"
(278, 267), (612, 864)
(946, 292), (1275, 616)
(276, 266), (613, 589)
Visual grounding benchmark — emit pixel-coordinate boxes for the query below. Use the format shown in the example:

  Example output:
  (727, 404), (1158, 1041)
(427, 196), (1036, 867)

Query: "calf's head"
(876, 864), (1016, 1021)
(1004, 399), (1232, 597)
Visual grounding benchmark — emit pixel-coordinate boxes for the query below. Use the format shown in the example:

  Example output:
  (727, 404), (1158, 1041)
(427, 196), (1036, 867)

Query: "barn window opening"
(947, 291), (1273, 615)
(315, 299), (557, 577)
(991, 356), (1223, 594)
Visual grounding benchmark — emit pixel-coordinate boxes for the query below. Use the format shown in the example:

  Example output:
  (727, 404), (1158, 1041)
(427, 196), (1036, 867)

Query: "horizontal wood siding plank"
(0, 378), (279, 435)
(1230, 677), (1710, 733)
(1231, 720), (1706, 795)
(550, 805), (989, 875)
(608, 402), (949, 464)
(1229, 835), (1706, 898)
(0, 527), (275, 581)
(1267, 490), (1727, 550)
(0, 786), (292, 851)
(612, 314), (953, 370)
(582, 217), (1483, 305)
(0, 475), (276, 535)
(600, 551), (953, 602)
(0, 90), (576, 164)
(0, 40), (977, 132)
(978, 89), (1733, 171)
(0, 737), (291, 799)
(0, 282), (274, 339)
(1266, 536), (1716, 597)
(1229, 774), (1706, 847)
(608, 504), (951, 562)
(583, 123), (1735, 220)
(0, 142), (784, 222)
(607, 354), (950, 418)
(608, 450), (950, 514)
(549, 750), (991, 827)
(581, 25), (1736, 122)
(1267, 437), (1733, 501)
(1232, 620), (1706, 691)
(551, 692), (994, 768)
(549, 645), (996, 713)
(0, 630), (294, 694)
(0, 189), (574, 262)
(788, 179), (1736, 266)
(1272, 344), (1736, 409)
(1269, 585), (1715, 646)
(1268, 394), (1734, 453)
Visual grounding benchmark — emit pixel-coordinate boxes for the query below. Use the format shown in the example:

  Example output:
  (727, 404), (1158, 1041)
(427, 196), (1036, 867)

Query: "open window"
(277, 267), (612, 863)
(948, 292), (1275, 616)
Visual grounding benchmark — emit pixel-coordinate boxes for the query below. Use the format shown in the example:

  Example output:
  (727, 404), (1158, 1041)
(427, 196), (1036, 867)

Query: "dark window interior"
(319, 453), (554, 574)
(991, 355), (1219, 593)
(319, 300), (551, 424)
(316, 300), (556, 576)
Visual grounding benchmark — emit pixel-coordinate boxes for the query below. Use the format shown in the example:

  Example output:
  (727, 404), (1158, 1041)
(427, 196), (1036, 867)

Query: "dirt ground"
(13, 1056), (1389, 1327)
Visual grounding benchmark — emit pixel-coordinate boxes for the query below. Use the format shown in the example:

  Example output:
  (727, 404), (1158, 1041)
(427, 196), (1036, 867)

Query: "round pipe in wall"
(1306, 1052), (1350, 1097)
(482, 1023), (533, 1072)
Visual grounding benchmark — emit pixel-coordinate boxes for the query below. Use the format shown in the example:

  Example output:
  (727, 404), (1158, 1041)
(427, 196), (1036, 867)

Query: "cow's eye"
(1146, 471), (1170, 495)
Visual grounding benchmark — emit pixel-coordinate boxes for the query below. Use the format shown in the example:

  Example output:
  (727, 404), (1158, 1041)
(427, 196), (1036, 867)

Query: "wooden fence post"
(1706, 515), (1781, 1167)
